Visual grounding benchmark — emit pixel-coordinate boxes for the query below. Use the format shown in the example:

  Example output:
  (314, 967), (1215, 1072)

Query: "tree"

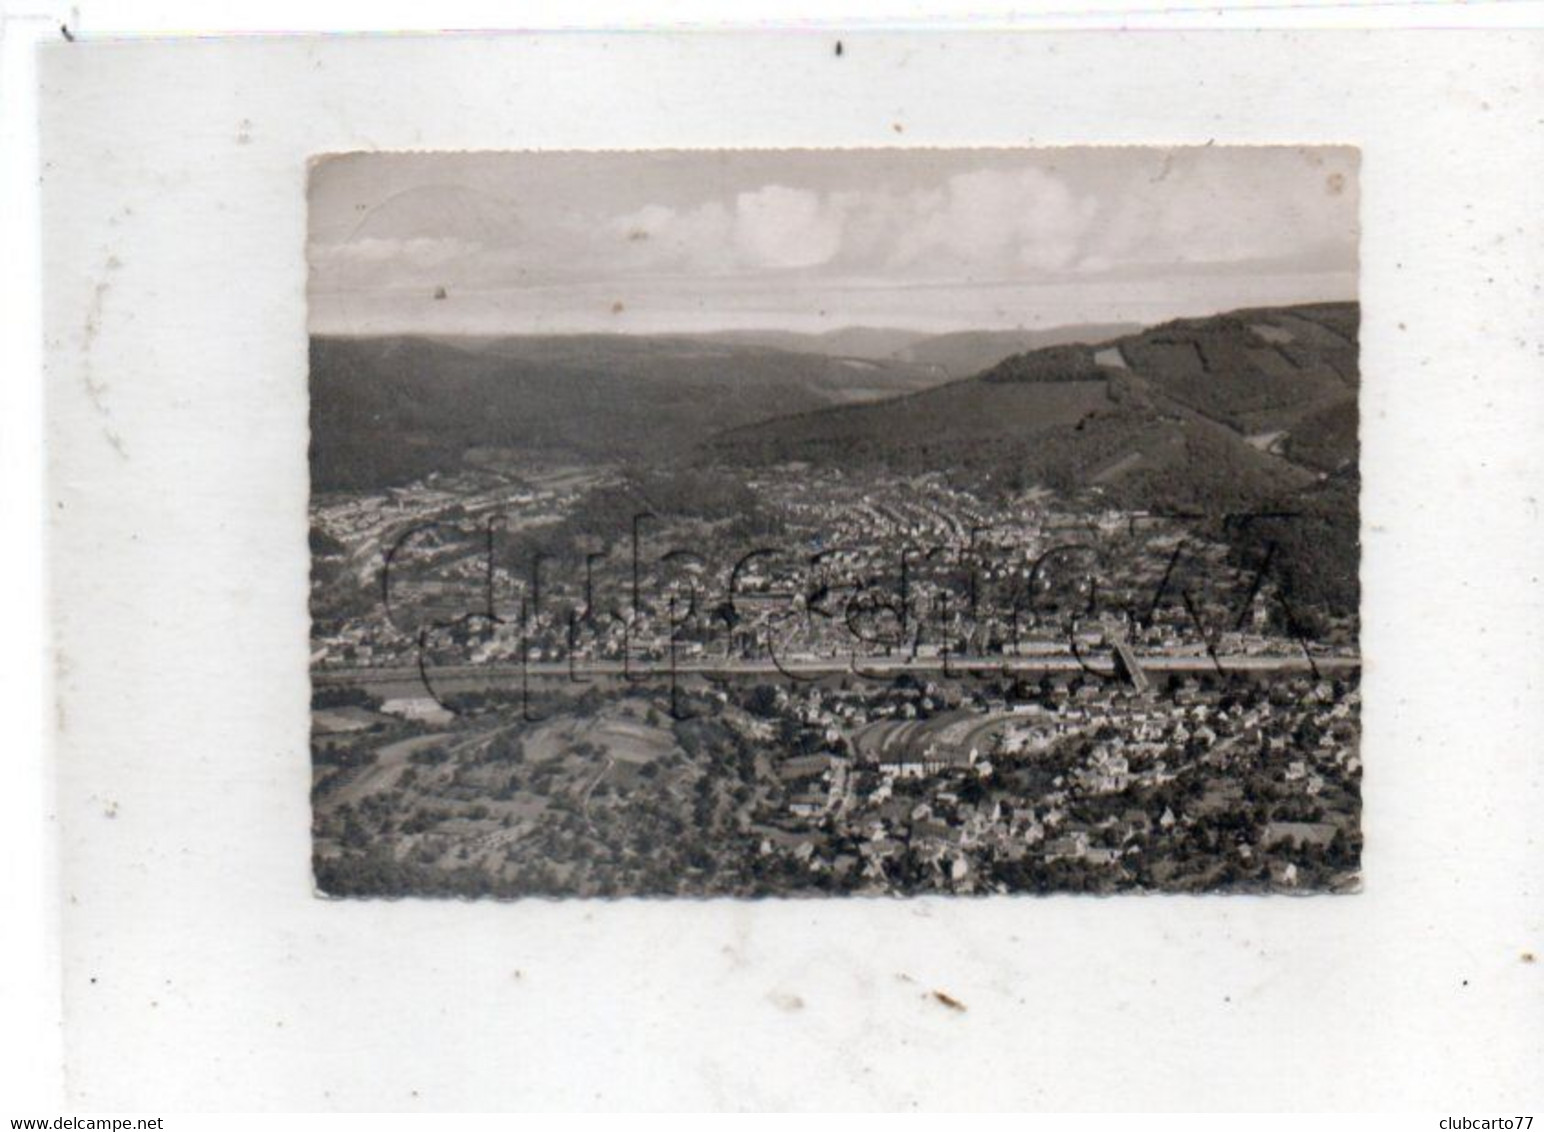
(747, 683), (781, 718)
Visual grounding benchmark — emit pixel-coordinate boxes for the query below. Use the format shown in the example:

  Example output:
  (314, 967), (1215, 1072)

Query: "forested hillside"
(706, 302), (1361, 620)
(309, 334), (951, 490)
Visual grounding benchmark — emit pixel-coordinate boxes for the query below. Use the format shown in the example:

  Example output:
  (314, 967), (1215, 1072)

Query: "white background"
(7, 3), (1544, 1114)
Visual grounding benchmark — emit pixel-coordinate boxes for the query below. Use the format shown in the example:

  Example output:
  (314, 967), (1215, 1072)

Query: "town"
(310, 458), (1361, 897)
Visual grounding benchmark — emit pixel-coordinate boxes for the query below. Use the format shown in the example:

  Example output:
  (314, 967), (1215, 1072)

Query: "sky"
(307, 147), (1359, 336)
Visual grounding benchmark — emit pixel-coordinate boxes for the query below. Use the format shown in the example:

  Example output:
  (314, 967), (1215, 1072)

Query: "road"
(314, 651), (1360, 689)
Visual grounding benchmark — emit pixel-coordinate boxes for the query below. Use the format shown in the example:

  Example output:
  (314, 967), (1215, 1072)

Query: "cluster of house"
(313, 475), (469, 547)
(315, 458), (1333, 677)
(744, 671), (1359, 891)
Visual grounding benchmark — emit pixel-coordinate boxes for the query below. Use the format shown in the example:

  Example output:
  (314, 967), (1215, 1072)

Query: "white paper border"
(33, 26), (1544, 1111)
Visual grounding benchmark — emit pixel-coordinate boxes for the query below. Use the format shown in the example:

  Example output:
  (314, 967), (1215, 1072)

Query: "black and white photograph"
(22, 17), (1544, 1117)
(307, 147), (1363, 898)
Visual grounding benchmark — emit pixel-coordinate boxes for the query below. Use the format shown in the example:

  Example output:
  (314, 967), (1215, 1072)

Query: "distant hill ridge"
(308, 331), (954, 492)
(895, 323), (1142, 377)
(709, 301), (1359, 487)
(703, 300), (1359, 619)
(309, 319), (1155, 492)
(700, 322), (1143, 377)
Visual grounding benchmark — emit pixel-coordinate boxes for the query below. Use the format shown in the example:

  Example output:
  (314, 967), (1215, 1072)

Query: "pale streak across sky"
(307, 147), (1359, 336)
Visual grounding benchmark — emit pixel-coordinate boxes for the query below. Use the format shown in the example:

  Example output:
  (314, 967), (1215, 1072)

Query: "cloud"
(308, 148), (1361, 336)
(605, 168), (1099, 279)
(309, 236), (483, 292)
(608, 185), (856, 273)
(887, 167), (1100, 274)
(1079, 149), (1359, 274)
(607, 200), (733, 273)
(315, 236), (477, 266)
(732, 185), (853, 268)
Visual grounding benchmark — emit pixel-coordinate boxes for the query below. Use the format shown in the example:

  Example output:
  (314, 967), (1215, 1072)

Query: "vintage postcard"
(306, 147), (1362, 898)
(36, 25), (1544, 1113)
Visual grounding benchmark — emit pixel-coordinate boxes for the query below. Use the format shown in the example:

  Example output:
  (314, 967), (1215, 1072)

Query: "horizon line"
(305, 296), (1358, 341)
